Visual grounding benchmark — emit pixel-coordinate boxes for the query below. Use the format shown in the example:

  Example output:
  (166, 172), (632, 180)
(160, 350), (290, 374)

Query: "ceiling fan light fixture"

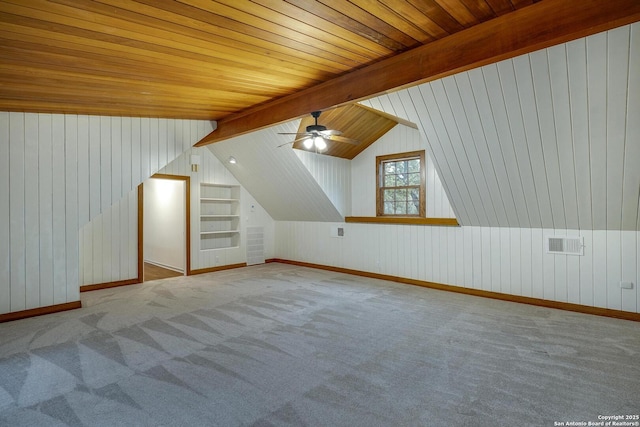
(303, 138), (314, 149)
(314, 136), (327, 151)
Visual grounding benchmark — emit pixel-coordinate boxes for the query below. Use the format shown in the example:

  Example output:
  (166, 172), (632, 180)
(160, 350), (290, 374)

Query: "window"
(376, 151), (425, 217)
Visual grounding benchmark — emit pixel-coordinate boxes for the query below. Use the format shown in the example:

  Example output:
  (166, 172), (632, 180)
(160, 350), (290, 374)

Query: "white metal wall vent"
(246, 226), (265, 265)
(546, 236), (584, 256)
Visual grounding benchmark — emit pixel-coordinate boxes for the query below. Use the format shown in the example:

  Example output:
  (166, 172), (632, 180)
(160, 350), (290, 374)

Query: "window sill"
(344, 216), (459, 226)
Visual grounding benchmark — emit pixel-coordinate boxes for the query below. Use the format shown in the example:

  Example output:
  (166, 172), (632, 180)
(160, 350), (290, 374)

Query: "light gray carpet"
(0, 263), (638, 427)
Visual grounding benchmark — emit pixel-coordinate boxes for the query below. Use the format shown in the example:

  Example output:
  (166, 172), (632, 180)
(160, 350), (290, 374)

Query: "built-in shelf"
(200, 183), (241, 250)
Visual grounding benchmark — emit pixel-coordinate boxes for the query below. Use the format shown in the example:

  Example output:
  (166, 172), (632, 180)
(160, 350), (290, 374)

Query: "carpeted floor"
(0, 263), (638, 427)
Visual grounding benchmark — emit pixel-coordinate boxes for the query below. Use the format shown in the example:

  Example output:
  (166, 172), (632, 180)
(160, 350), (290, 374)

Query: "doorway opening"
(140, 174), (191, 282)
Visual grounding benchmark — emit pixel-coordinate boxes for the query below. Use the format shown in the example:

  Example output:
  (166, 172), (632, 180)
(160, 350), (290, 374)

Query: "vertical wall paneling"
(579, 230), (594, 307)
(158, 119), (167, 175)
(606, 230), (622, 310)
(38, 114), (53, 306)
(149, 118), (159, 176)
(530, 51), (566, 230)
(131, 118), (141, 187)
(566, 38), (593, 230)
(509, 228), (521, 295)
(77, 116), (89, 226)
(141, 118), (150, 183)
(530, 228), (544, 299)
(409, 86), (466, 222)
(554, 230), (568, 303)
(512, 55), (555, 228)
(0, 113), (9, 314)
(548, 45), (580, 229)
(637, 230), (640, 312)
(455, 225), (465, 286)
(497, 61), (541, 228)
(443, 77), (494, 226)
(542, 228), (555, 300)
(623, 24), (640, 230)
(111, 118), (122, 207)
(24, 113), (40, 309)
(430, 81), (479, 225)
(489, 227), (501, 292)
(1, 112), (214, 312)
(586, 33), (608, 230)
(470, 68), (519, 227)
(606, 26), (630, 231)
(419, 84), (472, 224)
(362, 24), (637, 231)
(276, 222), (640, 314)
(89, 116), (101, 220)
(484, 65), (529, 227)
(52, 115), (66, 305)
(456, 74), (509, 226)
(620, 231), (636, 313)
(520, 228), (532, 297)
(431, 78), (484, 224)
(100, 117), (111, 214)
(566, 230), (581, 304)
(592, 230), (608, 308)
(121, 118), (132, 197)
(65, 115), (79, 303)
(480, 227), (491, 291)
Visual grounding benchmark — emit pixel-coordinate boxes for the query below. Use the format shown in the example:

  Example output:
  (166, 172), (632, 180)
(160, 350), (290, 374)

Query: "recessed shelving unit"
(200, 183), (240, 250)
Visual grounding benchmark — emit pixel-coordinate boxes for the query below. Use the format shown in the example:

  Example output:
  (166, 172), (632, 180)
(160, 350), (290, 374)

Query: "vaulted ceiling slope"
(363, 22), (640, 231)
(207, 121), (344, 222)
(0, 0), (540, 120)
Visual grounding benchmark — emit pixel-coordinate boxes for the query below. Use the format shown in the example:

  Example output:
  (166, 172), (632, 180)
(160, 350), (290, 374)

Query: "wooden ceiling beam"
(196, 0), (640, 146)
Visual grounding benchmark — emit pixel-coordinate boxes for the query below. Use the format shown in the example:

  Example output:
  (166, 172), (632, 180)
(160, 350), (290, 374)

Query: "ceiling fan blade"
(277, 135), (311, 148)
(319, 129), (341, 136)
(277, 132), (310, 135)
(326, 134), (359, 145)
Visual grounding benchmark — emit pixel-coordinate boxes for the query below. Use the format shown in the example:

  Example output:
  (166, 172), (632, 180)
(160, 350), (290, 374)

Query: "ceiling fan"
(278, 110), (359, 151)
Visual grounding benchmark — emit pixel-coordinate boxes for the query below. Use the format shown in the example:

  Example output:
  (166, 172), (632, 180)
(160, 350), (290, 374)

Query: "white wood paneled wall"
(294, 150), (352, 217)
(79, 188), (137, 286)
(364, 23), (640, 230)
(158, 146), (275, 270)
(350, 123), (456, 218)
(275, 222), (639, 313)
(207, 122), (343, 222)
(1, 112), (213, 313)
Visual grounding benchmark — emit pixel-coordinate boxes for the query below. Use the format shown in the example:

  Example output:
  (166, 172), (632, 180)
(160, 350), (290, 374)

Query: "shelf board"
(200, 230), (240, 235)
(200, 198), (239, 202)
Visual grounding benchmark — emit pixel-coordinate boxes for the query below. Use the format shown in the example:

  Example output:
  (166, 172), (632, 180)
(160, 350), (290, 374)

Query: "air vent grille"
(546, 236), (584, 256)
(246, 226), (265, 265)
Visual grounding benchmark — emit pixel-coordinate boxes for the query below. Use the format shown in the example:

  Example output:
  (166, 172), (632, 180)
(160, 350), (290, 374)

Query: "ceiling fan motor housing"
(306, 124), (327, 133)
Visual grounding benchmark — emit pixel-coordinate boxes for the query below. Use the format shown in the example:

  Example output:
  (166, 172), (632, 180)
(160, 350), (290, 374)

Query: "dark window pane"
(383, 189), (395, 201)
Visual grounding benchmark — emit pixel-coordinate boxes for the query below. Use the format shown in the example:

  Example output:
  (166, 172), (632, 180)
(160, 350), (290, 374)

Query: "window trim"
(376, 150), (426, 217)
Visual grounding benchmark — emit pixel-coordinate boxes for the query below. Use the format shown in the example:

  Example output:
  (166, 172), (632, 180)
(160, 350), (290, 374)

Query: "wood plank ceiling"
(0, 0), (539, 122)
